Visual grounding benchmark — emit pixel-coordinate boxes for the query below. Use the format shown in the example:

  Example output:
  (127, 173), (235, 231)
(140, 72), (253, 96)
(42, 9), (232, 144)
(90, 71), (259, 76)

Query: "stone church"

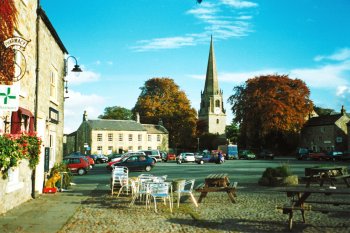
(198, 36), (226, 136)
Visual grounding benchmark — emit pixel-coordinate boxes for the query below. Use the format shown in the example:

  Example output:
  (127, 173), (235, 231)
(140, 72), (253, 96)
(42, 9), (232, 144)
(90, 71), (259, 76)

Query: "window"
(128, 146), (133, 151)
(97, 146), (102, 151)
(97, 133), (102, 142)
(128, 134), (133, 142)
(119, 133), (123, 141)
(215, 100), (220, 107)
(108, 146), (113, 151)
(138, 146), (142, 150)
(50, 69), (58, 101)
(138, 134), (142, 141)
(148, 135), (152, 142)
(157, 135), (161, 142)
(108, 133), (113, 141)
(148, 147), (152, 150)
(216, 119), (219, 124)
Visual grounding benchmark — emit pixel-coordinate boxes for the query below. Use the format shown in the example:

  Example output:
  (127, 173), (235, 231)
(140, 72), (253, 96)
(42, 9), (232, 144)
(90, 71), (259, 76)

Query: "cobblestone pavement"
(58, 185), (349, 233)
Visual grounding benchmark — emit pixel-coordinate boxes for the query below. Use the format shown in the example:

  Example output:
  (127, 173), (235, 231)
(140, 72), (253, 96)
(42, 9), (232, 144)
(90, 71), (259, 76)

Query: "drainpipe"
(32, 0), (41, 199)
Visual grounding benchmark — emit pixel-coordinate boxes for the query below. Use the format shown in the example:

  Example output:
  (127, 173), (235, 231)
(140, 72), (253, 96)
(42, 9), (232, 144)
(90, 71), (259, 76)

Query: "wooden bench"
(195, 182), (238, 203)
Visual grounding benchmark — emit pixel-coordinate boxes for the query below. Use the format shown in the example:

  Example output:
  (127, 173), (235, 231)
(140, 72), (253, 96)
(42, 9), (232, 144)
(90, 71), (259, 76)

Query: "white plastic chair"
(147, 182), (173, 213)
(130, 177), (154, 206)
(174, 179), (198, 208)
(111, 166), (129, 196)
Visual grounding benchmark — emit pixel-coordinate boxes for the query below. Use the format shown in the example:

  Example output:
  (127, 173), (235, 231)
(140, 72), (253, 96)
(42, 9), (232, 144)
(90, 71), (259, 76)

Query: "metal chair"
(147, 182), (173, 213)
(111, 166), (129, 196)
(174, 179), (198, 208)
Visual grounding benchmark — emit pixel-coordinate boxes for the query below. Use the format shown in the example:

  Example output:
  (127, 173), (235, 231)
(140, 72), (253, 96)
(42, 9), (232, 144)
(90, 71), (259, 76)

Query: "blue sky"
(40, 0), (350, 134)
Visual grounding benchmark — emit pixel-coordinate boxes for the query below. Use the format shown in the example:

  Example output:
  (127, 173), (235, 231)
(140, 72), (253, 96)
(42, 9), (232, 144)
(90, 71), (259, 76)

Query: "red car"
(307, 152), (330, 160)
(63, 156), (90, 175)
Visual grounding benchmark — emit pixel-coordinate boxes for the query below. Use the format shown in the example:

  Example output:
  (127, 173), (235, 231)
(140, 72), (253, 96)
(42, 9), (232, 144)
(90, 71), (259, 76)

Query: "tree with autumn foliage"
(0, 0), (17, 84)
(133, 78), (197, 151)
(228, 74), (313, 154)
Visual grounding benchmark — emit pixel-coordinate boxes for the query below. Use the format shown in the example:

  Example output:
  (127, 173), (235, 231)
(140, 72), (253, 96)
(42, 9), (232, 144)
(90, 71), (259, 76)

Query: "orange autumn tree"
(228, 74), (313, 153)
(0, 0), (17, 84)
(133, 77), (197, 150)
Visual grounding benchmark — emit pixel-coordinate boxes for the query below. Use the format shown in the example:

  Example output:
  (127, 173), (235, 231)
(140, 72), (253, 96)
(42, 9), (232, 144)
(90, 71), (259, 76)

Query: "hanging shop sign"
(0, 84), (20, 111)
(0, 37), (30, 82)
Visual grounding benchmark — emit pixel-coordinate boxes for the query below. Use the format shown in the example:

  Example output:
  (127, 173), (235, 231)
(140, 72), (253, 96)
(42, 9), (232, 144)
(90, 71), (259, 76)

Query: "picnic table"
(274, 186), (350, 230)
(195, 173), (237, 203)
(303, 166), (350, 187)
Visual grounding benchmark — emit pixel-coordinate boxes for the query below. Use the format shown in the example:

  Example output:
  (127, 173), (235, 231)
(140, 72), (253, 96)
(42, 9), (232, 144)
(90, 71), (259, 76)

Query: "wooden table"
(304, 166), (350, 187)
(274, 186), (350, 230)
(195, 173), (237, 204)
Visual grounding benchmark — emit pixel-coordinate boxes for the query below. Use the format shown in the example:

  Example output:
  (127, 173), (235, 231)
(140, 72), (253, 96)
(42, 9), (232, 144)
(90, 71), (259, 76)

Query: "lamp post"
(197, 137), (200, 152)
(63, 56), (82, 98)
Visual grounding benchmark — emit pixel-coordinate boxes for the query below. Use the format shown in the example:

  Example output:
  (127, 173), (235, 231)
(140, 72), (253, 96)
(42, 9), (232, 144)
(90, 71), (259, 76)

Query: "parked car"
(164, 153), (176, 162)
(138, 150), (162, 163)
(95, 154), (108, 163)
(238, 150), (256, 160)
(160, 151), (168, 162)
(67, 152), (94, 168)
(63, 156), (90, 175)
(296, 148), (310, 160)
(326, 151), (343, 160)
(258, 149), (274, 159)
(106, 152), (146, 170)
(177, 152), (195, 164)
(111, 155), (155, 172)
(195, 153), (216, 164)
(108, 153), (123, 162)
(307, 151), (330, 160)
(341, 150), (350, 161)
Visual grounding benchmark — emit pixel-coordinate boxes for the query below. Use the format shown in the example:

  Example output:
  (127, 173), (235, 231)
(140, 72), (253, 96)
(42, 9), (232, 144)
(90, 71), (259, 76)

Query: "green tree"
(228, 74), (313, 153)
(133, 77), (197, 150)
(225, 122), (239, 144)
(98, 106), (133, 120)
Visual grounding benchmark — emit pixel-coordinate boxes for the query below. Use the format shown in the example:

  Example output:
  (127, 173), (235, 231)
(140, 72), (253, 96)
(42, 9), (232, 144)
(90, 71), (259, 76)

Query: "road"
(73, 157), (350, 190)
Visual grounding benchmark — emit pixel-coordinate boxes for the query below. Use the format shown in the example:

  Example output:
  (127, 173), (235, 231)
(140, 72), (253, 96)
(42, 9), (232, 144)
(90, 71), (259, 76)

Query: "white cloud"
(220, 0), (258, 9)
(64, 90), (105, 134)
(290, 60), (350, 88)
(336, 85), (350, 97)
(65, 62), (100, 85)
(314, 48), (350, 61)
(132, 37), (195, 52)
(132, 1), (257, 52)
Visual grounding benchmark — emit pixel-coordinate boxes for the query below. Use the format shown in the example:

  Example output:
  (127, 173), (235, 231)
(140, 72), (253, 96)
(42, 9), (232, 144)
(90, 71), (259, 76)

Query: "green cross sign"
(0, 87), (16, 104)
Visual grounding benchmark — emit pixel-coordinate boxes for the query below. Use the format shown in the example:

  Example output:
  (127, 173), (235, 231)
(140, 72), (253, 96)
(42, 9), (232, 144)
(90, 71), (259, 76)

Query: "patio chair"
(147, 182), (173, 213)
(130, 177), (154, 206)
(111, 166), (129, 196)
(174, 179), (198, 208)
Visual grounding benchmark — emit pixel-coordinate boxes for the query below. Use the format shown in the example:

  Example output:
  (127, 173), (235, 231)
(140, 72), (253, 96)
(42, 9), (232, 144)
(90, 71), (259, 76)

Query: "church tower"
(198, 36), (226, 135)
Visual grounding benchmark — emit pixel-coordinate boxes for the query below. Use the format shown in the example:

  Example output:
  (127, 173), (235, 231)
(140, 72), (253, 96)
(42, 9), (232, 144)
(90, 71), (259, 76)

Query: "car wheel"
(77, 168), (86, 176)
(200, 160), (204, 165)
(145, 165), (152, 172)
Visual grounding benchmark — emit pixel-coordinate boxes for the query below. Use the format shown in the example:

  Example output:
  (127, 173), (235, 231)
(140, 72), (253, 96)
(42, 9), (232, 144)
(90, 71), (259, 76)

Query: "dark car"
(296, 148), (310, 160)
(111, 155), (154, 172)
(326, 151), (343, 161)
(95, 154), (108, 163)
(258, 149), (274, 159)
(63, 156), (90, 175)
(238, 150), (256, 159)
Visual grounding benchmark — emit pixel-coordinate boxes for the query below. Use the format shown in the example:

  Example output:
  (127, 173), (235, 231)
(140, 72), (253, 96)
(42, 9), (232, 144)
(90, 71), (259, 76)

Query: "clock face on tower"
(214, 107), (220, 114)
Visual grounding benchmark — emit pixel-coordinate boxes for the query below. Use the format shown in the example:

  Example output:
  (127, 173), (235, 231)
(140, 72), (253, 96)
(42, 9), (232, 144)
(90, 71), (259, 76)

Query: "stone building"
(300, 106), (349, 152)
(198, 36), (226, 136)
(0, 1), (68, 214)
(65, 111), (169, 155)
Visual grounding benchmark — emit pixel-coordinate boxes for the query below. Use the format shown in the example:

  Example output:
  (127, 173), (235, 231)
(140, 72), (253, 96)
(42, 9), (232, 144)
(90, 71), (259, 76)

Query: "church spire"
(203, 35), (219, 96)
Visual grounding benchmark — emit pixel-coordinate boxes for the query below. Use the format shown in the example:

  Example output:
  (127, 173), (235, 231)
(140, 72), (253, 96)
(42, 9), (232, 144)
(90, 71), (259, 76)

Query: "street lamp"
(63, 56), (82, 98)
(197, 137), (200, 152)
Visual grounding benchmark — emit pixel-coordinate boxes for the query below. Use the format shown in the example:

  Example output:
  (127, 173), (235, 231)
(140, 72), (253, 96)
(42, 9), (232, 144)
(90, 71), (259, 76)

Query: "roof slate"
(87, 120), (146, 131)
(304, 114), (343, 127)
